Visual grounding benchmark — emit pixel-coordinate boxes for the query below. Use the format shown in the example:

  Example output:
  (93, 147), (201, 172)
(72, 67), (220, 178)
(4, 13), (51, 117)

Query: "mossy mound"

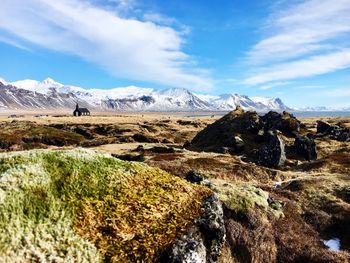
(0, 149), (211, 262)
(214, 181), (284, 218)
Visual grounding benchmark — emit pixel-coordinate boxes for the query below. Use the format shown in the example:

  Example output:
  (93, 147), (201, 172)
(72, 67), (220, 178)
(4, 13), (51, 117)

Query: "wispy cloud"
(243, 0), (350, 85)
(243, 49), (350, 85)
(0, 0), (212, 90)
(323, 88), (350, 97)
(0, 35), (31, 51)
(259, 81), (290, 90)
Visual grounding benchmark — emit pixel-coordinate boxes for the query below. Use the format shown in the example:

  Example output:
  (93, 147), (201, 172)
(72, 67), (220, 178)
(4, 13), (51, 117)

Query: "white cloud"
(243, 50), (350, 85)
(0, 0), (212, 90)
(243, 0), (350, 85)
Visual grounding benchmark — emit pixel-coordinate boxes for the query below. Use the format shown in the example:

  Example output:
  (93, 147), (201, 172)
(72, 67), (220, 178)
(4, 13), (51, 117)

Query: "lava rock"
(149, 146), (176, 153)
(316, 120), (333, 134)
(132, 133), (159, 143)
(186, 170), (204, 184)
(196, 195), (226, 262)
(330, 126), (350, 142)
(316, 121), (349, 142)
(256, 130), (286, 168)
(261, 111), (301, 136)
(294, 135), (317, 161)
(187, 107), (262, 153)
(162, 195), (225, 263)
(111, 153), (145, 162)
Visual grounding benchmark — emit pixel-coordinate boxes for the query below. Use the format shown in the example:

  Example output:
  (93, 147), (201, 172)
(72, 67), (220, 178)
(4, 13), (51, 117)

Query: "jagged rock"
(294, 135), (317, 161)
(256, 131), (286, 167)
(261, 111), (301, 136)
(187, 108), (262, 153)
(162, 195), (225, 263)
(196, 195), (226, 262)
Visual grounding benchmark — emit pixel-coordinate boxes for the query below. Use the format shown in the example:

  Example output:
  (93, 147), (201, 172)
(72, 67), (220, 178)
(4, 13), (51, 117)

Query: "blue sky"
(0, 0), (350, 108)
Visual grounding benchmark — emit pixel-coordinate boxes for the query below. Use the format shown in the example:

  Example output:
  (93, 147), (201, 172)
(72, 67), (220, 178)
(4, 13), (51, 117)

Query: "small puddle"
(322, 238), (341, 252)
(274, 181), (282, 188)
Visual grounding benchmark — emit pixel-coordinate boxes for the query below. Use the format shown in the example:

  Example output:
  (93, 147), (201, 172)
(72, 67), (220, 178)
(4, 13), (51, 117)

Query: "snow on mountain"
(101, 88), (212, 111)
(210, 94), (264, 111)
(0, 82), (89, 110)
(251, 97), (290, 111)
(0, 77), (292, 112)
(0, 77), (7, 85)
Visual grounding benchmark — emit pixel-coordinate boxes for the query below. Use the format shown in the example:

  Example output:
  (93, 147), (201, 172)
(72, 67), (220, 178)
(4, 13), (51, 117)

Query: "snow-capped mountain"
(251, 97), (290, 111)
(0, 82), (89, 110)
(212, 94), (266, 111)
(0, 77), (291, 112)
(195, 93), (291, 111)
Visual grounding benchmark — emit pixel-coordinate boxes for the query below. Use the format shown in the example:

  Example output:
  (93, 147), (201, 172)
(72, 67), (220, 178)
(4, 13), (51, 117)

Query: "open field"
(0, 111), (349, 262)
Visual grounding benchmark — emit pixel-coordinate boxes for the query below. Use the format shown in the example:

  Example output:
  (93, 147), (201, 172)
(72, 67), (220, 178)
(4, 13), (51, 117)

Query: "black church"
(73, 104), (90, 116)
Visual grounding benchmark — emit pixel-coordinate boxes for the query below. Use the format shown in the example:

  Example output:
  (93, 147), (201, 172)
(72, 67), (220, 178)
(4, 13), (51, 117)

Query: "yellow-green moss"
(0, 149), (211, 262)
(213, 180), (284, 218)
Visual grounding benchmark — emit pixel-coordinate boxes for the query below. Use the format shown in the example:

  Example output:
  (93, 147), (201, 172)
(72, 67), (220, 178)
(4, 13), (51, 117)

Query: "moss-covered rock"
(0, 149), (211, 262)
(214, 181), (284, 218)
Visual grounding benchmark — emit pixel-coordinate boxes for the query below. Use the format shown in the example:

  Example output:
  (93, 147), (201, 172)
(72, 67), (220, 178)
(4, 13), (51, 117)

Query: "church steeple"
(75, 103), (79, 110)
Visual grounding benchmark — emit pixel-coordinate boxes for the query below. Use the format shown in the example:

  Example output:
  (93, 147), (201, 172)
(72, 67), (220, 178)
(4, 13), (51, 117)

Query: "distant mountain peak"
(42, 77), (62, 86)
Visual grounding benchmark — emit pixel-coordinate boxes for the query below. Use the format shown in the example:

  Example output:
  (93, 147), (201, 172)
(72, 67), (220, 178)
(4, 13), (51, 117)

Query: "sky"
(0, 0), (349, 108)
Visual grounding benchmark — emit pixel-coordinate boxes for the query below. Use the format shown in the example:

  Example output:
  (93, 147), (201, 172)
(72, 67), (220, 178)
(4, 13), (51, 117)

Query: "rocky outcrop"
(256, 131), (286, 168)
(316, 121), (350, 142)
(294, 135), (317, 161)
(187, 107), (262, 154)
(162, 195), (225, 263)
(186, 108), (301, 168)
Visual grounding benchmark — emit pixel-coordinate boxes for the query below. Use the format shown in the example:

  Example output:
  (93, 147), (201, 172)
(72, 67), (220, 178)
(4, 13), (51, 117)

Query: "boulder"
(187, 107), (262, 153)
(261, 111), (301, 136)
(330, 127), (350, 142)
(186, 170), (204, 184)
(256, 131), (286, 168)
(316, 120), (332, 134)
(294, 135), (317, 161)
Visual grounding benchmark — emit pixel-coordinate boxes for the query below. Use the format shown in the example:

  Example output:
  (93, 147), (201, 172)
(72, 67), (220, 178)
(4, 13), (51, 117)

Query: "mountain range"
(0, 77), (292, 112)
